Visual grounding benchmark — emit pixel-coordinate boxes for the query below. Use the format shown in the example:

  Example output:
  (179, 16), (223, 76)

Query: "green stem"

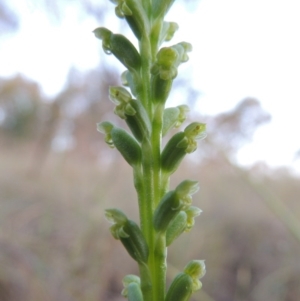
(140, 139), (155, 301)
(151, 105), (166, 301)
(138, 23), (167, 301)
(153, 233), (167, 300)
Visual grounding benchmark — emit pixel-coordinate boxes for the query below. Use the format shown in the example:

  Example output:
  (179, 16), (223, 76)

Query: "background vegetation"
(1, 1), (300, 300)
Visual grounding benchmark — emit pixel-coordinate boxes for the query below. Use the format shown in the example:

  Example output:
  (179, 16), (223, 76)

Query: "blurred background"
(0, 0), (300, 300)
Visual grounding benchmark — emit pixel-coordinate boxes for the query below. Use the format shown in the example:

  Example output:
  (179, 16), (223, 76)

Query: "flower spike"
(105, 209), (149, 264)
(161, 122), (206, 174)
(166, 206), (202, 246)
(93, 27), (141, 71)
(94, 0), (207, 298)
(153, 180), (199, 233)
(165, 260), (206, 301)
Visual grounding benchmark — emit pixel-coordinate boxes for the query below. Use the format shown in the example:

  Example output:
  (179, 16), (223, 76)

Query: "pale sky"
(1, 0), (300, 173)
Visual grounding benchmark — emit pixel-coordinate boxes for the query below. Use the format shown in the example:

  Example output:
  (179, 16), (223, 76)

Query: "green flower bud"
(150, 42), (192, 104)
(153, 42), (192, 79)
(109, 86), (151, 142)
(176, 180), (199, 204)
(111, 127), (142, 166)
(184, 122), (207, 140)
(109, 86), (135, 119)
(109, 86), (132, 105)
(125, 99), (151, 142)
(150, 75), (173, 104)
(184, 260), (206, 291)
(166, 205), (202, 246)
(162, 105), (189, 136)
(161, 131), (186, 174)
(97, 122), (141, 166)
(180, 122), (206, 152)
(165, 260), (206, 301)
(165, 272), (193, 301)
(105, 209), (149, 263)
(105, 208), (130, 239)
(184, 260), (206, 280)
(122, 275), (143, 301)
(93, 27), (141, 71)
(153, 180), (199, 232)
(161, 122), (206, 174)
(150, 47), (177, 104)
(151, 47), (178, 80)
(110, 0), (149, 39)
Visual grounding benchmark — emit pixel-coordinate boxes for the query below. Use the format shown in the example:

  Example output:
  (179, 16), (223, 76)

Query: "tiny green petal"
(109, 86), (135, 119)
(109, 86), (132, 105)
(125, 103), (136, 116)
(93, 27), (112, 54)
(173, 42), (193, 63)
(184, 260), (206, 280)
(110, 223), (129, 239)
(105, 208), (128, 225)
(185, 206), (202, 231)
(184, 122), (206, 139)
(154, 180), (198, 232)
(182, 122), (206, 153)
(97, 121), (115, 148)
(176, 180), (199, 197)
(176, 105), (190, 127)
(175, 180), (199, 208)
(105, 209), (129, 239)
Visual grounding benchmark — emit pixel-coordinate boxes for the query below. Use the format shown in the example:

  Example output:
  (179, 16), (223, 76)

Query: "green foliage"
(94, 1), (206, 300)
